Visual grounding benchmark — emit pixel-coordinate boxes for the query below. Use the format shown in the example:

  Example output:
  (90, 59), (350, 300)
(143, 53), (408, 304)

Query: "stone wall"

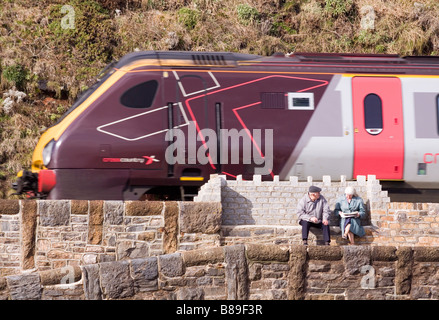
(196, 174), (388, 226)
(0, 200), (221, 277)
(1, 244), (439, 300)
(196, 174), (439, 246)
(2, 174), (439, 279)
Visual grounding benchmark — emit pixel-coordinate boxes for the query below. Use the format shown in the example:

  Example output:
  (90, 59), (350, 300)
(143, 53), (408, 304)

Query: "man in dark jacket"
(297, 185), (331, 245)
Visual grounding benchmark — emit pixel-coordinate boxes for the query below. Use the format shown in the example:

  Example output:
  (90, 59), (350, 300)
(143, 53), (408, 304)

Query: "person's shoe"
(303, 240), (308, 246)
(325, 241), (330, 246)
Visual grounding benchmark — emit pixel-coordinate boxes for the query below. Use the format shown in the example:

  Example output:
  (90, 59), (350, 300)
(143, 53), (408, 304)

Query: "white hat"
(345, 187), (355, 195)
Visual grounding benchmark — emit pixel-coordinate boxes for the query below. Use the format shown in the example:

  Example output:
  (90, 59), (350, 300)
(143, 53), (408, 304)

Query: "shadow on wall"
(221, 187), (255, 225)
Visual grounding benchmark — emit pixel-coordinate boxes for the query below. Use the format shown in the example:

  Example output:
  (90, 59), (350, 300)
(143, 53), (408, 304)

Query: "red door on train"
(352, 77), (404, 180)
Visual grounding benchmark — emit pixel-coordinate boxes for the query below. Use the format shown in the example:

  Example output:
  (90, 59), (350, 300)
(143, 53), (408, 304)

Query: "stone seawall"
(1, 175), (439, 278)
(0, 200), (221, 277)
(1, 244), (439, 300)
(1, 175), (439, 300)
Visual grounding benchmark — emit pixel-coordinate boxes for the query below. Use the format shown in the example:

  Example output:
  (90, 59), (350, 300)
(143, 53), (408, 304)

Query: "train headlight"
(42, 139), (55, 167)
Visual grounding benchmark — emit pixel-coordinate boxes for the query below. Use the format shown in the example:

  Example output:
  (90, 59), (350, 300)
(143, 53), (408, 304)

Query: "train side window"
(120, 80), (158, 109)
(364, 93), (383, 135)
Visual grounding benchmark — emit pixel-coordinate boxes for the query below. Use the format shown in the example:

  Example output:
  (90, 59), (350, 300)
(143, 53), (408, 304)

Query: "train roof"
(114, 50), (262, 68)
(113, 50), (439, 75)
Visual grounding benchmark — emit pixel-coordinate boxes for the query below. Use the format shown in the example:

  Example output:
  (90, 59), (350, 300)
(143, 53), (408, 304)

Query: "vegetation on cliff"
(1, 0), (439, 197)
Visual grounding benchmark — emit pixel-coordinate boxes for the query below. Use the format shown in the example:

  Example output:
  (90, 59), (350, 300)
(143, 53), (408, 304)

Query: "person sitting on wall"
(297, 185), (331, 246)
(334, 187), (366, 245)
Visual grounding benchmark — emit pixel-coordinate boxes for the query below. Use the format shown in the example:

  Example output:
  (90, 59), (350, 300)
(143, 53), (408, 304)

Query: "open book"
(339, 211), (359, 218)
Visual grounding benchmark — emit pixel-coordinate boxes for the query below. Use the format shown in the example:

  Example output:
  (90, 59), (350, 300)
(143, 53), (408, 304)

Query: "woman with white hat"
(334, 187), (366, 245)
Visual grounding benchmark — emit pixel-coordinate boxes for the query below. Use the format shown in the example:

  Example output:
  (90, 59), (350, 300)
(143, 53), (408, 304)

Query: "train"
(12, 50), (439, 200)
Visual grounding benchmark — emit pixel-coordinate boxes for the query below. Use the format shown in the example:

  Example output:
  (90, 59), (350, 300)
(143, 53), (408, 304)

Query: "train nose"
(11, 169), (56, 198)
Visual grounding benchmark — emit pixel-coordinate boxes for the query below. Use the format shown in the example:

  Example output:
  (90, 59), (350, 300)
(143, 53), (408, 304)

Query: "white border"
(173, 71), (220, 97)
(288, 92), (315, 110)
(96, 102), (189, 141)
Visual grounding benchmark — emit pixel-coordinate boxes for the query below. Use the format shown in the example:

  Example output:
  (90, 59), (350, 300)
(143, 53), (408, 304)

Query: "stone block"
(340, 175), (347, 185)
(224, 245), (249, 300)
(179, 202), (222, 234)
(159, 253), (184, 277)
(39, 266), (82, 285)
(289, 176), (298, 186)
(356, 175), (366, 186)
(182, 247), (224, 267)
(104, 201), (124, 225)
(125, 201), (163, 216)
(7, 273), (41, 300)
(163, 201), (178, 254)
(308, 246), (342, 261)
(137, 231), (156, 241)
(0, 277), (6, 291)
(323, 175), (331, 186)
(0, 277), (7, 300)
(71, 200), (88, 215)
(413, 247), (439, 262)
(0, 200), (20, 215)
(342, 246), (371, 275)
(245, 244), (289, 262)
(131, 257), (158, 292)
(38, 200), (70, 226)
(371, 246), (397, 261)
(100, 261), (134, 299)
(88, 200), (104, 245)
(176, 287), (205, 300)
(253, 175), (262, 185)
(82, 264), (102, 300)
(395, 247), (413, 295)
(21, 200), (37, 270)
(117, 241), (149, 260)
(47, 249), (73, 260)
(288, 245), (307, 300)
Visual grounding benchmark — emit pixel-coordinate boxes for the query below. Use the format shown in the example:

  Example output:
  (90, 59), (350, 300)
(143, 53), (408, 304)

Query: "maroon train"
(13, 51), (439, 200)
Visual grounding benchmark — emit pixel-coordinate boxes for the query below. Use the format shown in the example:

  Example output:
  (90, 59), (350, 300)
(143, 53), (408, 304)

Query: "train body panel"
(13, 51), (439, 200)
(400, 77), (439, 187)
(280, 74), (353, 181)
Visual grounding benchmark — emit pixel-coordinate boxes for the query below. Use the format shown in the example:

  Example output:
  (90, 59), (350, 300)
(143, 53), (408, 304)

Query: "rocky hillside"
(1, 0), (439, 198)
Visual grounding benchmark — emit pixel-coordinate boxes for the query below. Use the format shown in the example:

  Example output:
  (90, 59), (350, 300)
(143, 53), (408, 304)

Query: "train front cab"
(14, 60), (217, 200)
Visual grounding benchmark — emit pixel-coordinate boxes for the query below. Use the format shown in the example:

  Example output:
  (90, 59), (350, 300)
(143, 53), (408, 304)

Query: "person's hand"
(322, 219), (329, 226)
(310, 217), (318, 223)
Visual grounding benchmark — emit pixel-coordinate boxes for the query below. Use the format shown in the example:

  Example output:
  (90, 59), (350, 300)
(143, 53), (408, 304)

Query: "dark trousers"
(299, 220), (331, 243)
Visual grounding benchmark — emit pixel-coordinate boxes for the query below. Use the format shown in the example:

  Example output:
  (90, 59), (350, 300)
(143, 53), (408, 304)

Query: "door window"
(364, 93), (383, 135)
